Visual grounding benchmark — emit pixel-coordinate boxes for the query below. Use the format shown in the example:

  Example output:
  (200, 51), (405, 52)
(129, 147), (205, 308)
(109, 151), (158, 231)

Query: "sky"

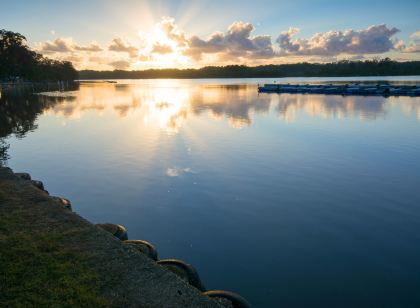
(1, 0), (419, 70)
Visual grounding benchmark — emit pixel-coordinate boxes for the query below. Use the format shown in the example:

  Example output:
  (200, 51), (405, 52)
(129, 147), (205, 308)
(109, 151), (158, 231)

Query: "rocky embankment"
(0, 166), (250, 307)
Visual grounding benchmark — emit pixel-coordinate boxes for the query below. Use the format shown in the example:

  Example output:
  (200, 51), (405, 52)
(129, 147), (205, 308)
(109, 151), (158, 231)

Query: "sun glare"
(143, 85), (190, 133)
(134, 21), (190, 69)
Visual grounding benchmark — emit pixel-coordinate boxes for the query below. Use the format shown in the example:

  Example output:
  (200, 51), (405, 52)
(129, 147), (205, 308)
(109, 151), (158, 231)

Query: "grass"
(0, 187), (110, 307)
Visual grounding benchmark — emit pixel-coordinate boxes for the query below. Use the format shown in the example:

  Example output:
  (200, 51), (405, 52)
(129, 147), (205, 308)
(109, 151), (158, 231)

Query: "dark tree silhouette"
(79, 59), (420, 79)
(0, 29), (78, 81)
(0, 92), (69, 165)
(0, 30), (37, 79)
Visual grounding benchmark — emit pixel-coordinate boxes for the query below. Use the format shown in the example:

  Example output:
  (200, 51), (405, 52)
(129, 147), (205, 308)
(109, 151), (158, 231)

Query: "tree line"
(80, 58), (420, 79)
(0, 29), (78, 81)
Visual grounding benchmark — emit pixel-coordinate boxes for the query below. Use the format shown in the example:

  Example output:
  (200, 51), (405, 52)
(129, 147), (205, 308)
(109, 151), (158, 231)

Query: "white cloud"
(157, 17), (188, 47)
(185, 21), (275, 60)
(276, 25), (400, 56)
(394, 39), (406, 51)
(410, 31), (420, 41)
(166, 167), (194, 177)
(33, 19), (416, 70)
(405, 45), (420, 53)
(402, 31), (420, 53)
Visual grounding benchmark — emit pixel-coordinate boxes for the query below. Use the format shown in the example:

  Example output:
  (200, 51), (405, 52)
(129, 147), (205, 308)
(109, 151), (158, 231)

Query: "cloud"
(108, 37), (138, 57)
(138, 54), (151, 61)
(38, 38), (103, 53)
(59, 54), (83, 63)
(39, 38), (74, 53)
(346, 54), (366, 61)
(401, 31), (420, 53)
(185, 21), (275, 60)
(410, 31), (420, 41)
(157, 17), (188, 47)
(166, 167), (194, 177)
(394, 39), (406, 51)
(276, 24), (400, 56)
(276, 28), (300, 53)
(405, 44), (420, 53)
(152, 43), (173, 54)
(36, 36), (143, 69)
(75, 42), (103, 52)
(33, 19), (415, 70)
(109, 60), (131, 70)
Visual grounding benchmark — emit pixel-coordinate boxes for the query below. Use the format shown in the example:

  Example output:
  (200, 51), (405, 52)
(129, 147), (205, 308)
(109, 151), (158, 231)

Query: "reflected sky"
(37, 80), (420, 133)
(4, 78), (420, 307)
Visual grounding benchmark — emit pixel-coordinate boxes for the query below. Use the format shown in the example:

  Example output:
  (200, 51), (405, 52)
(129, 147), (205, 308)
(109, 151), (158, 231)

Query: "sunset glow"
(2, 1), (420, 307)
(1, 0), (419, 70)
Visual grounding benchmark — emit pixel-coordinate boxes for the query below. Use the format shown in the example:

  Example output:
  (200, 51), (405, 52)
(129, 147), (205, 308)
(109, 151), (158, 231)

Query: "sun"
(133, 18), (190, 69)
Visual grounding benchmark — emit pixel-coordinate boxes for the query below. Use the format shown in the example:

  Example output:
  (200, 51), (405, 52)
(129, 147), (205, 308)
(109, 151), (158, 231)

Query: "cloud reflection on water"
(166, 167), (194, 177)
(39, 81), (420, 133)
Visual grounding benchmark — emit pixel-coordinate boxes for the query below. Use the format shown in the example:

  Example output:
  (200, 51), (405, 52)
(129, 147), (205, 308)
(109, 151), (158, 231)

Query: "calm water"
(2, 78), (420, 307)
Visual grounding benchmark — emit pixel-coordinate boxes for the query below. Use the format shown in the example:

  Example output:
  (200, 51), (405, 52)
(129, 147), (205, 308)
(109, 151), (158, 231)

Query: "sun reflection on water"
(39, 81), (420, 134)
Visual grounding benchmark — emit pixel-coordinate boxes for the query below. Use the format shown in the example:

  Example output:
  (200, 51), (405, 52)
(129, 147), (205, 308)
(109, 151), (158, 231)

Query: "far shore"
(77, 60), (420, 80)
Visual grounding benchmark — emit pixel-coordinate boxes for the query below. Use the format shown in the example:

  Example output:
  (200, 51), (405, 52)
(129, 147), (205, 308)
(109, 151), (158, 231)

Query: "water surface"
(2, 78), (420, 307)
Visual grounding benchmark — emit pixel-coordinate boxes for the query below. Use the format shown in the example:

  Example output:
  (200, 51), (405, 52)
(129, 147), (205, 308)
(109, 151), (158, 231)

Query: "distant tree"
(78, 59), (420, 80)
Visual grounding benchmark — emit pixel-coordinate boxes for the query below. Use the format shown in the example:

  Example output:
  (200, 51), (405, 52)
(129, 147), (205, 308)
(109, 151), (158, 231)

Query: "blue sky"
(1, 0), (419, 69)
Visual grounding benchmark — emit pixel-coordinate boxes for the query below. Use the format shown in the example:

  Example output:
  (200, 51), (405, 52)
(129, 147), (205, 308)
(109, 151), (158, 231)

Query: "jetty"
(258, 83), (420, 96)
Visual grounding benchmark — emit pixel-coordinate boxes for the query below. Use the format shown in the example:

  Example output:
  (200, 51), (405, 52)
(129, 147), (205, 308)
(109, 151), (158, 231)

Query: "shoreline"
(0, 166), (249, 307)
(0, 81), (78, 96)
(76, 74), (420, 81)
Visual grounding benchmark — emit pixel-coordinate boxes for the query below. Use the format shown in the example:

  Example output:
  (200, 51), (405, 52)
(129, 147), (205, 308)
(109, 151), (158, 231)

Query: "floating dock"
(258, 83), (420, 96)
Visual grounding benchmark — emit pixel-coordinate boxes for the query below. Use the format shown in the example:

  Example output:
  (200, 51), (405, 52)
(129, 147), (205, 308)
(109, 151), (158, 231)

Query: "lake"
(2, 77), (420, 307)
